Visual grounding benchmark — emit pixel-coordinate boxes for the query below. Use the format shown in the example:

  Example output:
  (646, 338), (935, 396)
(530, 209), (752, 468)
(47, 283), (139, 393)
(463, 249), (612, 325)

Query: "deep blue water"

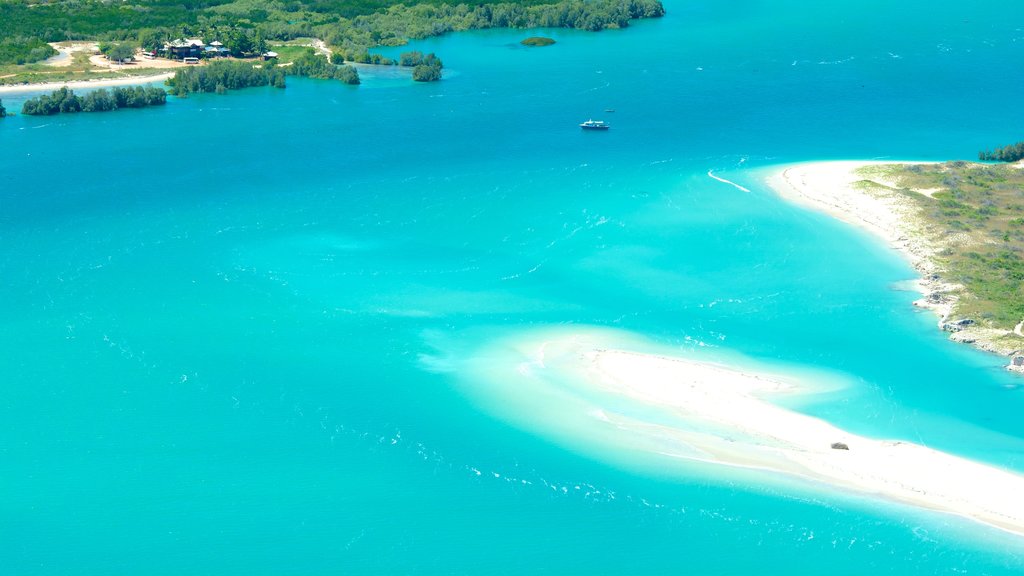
(3, 1), (1024, 574)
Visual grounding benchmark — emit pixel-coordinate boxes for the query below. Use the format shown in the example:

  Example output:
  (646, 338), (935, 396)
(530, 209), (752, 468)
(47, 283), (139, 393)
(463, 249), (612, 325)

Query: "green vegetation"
(323, 0), (664, 59)
(265, 44), (318, 64)
(334, 51), (393, 65)
(219, 29), (269, 58)
(287, 50), (360, 84)
(980, 141), (1024, 163)
(0, 37), (57, 65)
(20, 86), (167, 115)
(399, 51), (442, 81)
(0, 99), (6, 117)
(100, 42), (137, 64)
(165, 51), (358, 95)
(412, 63), (442, 81)
(333, 64), (360, 84)
(521, 36), (556, 46)
(880, 162), (1024, 327)
(79, 86), (168, 111)
(1, 0), (663, 88)
(0, 0), (663, 44)
(166, 60), (286, 96)
(399, 51), (428, 66)
(0, 0), (663, 74)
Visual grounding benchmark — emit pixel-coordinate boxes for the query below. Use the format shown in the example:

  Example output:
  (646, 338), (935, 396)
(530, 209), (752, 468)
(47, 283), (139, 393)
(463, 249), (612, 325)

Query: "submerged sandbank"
(460, 328), (1024, 536)
(766, 161), (1023, 370)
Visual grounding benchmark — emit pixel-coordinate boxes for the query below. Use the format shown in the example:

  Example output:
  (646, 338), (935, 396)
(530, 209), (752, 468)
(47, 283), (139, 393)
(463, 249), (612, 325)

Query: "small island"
(521, 36), (556, 47)
(399, 51), (443, 82)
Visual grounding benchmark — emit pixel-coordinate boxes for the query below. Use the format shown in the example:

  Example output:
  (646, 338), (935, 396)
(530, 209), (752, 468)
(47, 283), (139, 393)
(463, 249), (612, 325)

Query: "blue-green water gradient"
(3, 1), (1024, 573)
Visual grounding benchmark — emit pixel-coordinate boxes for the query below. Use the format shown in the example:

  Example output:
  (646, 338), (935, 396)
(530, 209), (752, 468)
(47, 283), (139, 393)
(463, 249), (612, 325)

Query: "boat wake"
(707, 170), (751, 193)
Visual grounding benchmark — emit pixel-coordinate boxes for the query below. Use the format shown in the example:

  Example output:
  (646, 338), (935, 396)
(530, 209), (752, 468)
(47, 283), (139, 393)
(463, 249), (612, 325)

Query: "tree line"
(0, 0), (575, 43)
(2, 0), (664, 74)
(287, 51), (360, 85)
(166, 55), (361, 95)
(20, 86), (167, 115)
(325, 0), (665, 59)
(0, 37), (57, 66)
(979, 141), (1024, 163)
(166, 60), (287, 96)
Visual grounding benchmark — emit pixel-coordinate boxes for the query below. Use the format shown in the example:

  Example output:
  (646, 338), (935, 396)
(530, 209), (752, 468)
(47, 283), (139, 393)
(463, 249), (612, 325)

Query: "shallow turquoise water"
(3, 1), (1024, 573)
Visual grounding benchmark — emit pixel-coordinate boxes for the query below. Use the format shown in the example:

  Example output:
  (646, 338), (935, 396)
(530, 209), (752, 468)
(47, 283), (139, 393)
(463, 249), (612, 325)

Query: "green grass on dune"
(880, 162), (1024, 329)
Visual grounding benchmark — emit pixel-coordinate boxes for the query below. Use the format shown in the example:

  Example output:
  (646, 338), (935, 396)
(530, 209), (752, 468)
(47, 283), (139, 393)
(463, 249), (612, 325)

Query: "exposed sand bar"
(0, 72), (174, 95)
(465, 328), (1024, 536)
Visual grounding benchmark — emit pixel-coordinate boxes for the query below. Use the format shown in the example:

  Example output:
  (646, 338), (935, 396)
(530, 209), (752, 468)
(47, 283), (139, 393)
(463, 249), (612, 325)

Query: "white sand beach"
(475, 328), (1024, 536)
(765, 160), (956, 321)
(0, 72), (175, 95)
(765, 161), (1024, 366)
(765, 161), (940, 276)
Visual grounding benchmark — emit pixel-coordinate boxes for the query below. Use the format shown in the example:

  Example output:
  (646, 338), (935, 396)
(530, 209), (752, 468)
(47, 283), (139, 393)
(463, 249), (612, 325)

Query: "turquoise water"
(4, 1), (1024, 573)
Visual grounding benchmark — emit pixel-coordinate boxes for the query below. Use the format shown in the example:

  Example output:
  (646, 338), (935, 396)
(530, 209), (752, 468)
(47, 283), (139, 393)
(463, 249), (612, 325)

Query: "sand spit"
(481, 329), (1024, 537)
(0, 72), (175, 95)
(766, 161), (1023, 372)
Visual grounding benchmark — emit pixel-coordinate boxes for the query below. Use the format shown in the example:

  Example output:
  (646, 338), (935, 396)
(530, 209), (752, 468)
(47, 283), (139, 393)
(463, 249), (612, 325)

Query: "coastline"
(466, 328), (1024, 537)
(766, 161), (1024, 373)
(0, 72), (174, 95)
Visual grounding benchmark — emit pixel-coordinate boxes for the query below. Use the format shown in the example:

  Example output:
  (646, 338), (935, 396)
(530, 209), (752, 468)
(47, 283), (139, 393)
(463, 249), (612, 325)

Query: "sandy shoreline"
(0, 72), (174, 95)
(471, 328), (1024, 537)
(766, 161), (1023, 371)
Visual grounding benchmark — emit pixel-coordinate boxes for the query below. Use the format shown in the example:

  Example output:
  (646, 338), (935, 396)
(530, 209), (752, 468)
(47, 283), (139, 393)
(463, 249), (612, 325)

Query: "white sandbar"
(470, 329), (1024, 537)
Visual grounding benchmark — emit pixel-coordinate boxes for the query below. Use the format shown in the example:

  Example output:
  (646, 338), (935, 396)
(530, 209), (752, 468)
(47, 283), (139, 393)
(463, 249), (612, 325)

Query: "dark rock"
(942, 318), (974, 332)
(831, 442), (850, 450)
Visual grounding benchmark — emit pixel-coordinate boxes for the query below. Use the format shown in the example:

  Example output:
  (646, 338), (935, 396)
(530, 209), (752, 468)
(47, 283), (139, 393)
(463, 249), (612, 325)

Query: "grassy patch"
(880, 162), (1024, 328)
(266, 44), (318, 64)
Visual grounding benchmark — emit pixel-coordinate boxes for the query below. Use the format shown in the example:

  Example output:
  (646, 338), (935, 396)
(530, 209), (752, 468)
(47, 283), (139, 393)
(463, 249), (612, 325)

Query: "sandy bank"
(766, 161), (1023, 370)
(0, 72), (174, 95)
(475, 329), (1024, 536)
(43, 41), (98, 67)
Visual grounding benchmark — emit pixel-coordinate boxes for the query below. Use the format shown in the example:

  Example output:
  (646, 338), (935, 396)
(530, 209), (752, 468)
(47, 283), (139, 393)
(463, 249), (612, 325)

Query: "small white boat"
(580, 119), (610, 130)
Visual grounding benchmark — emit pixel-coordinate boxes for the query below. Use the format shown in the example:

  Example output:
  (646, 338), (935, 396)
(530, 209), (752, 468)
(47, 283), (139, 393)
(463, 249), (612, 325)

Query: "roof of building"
(166, 38), (204, 48)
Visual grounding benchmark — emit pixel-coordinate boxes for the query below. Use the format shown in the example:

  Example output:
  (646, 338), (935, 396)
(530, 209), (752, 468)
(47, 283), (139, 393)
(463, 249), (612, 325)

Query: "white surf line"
(708, 170), (751, 193)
